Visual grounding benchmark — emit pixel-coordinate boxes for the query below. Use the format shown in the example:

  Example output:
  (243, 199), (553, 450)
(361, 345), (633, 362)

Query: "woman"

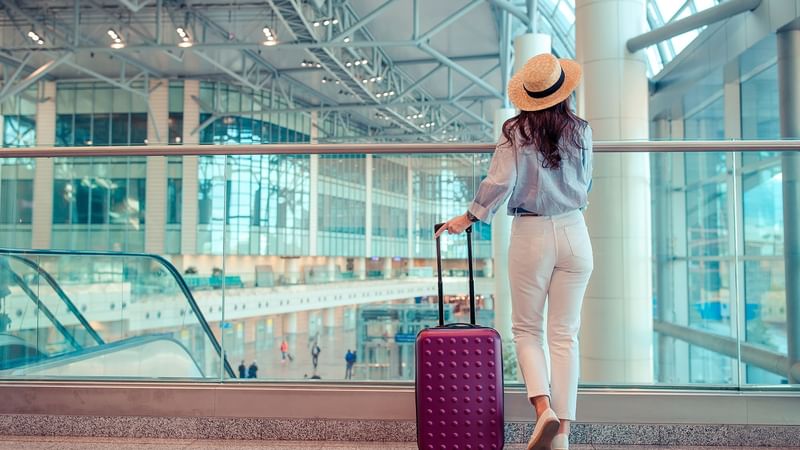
(436, 53), (593, 450)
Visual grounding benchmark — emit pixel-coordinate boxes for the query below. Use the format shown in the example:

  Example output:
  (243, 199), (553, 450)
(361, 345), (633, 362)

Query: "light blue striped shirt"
(468, 125), (593, 222)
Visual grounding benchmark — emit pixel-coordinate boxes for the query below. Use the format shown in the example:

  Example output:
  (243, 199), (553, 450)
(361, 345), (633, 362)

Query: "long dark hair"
(501, 99), (587, 169)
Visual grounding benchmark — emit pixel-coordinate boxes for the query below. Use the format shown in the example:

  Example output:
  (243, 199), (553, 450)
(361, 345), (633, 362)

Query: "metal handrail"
(4, 254), (105, 346)
(0, 140), (799, 157)
(0, 248), (236, 379)
(653, 320), (800, 382)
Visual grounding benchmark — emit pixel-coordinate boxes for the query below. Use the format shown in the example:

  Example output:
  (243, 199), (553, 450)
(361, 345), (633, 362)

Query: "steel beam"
(330, 0), (397, 42)
(61, 58), (148, 97)
(0, 54), (70, 103)
(627, 0), (762, 53)
(486, 0), (530, 26)
(419, 43), (503, 99)
(417, 0), (483, 42)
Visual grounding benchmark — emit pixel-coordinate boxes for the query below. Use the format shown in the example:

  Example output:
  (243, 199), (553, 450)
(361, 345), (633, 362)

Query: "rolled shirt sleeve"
(468, 138), (517, 223)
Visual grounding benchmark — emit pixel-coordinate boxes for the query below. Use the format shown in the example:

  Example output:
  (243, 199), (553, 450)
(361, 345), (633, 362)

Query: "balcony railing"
(0, 140), (798, 389)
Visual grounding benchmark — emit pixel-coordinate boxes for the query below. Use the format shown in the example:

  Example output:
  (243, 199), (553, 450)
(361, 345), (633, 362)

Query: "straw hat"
(508, 53), (582, 111)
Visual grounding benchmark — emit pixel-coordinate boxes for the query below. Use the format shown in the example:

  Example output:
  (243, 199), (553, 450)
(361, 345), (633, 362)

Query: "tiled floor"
(1, 437), (798, 450)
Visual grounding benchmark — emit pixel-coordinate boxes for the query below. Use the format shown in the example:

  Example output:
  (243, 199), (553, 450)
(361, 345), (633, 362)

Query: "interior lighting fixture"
(176, 27), (193, 47)
(343, 36), (351, 43)
(27, 30), (43, 45)
(345, 62), (353, 67)
(360, 58), (368, 65)
(262, 27), (277, 45)
(107, 29), (125, 49)
(405, 113), (423, 120)
(314, 17), (338, 27)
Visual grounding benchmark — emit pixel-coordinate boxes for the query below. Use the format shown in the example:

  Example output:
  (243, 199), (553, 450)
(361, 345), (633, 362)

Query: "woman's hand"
(434, 214), (472, 239)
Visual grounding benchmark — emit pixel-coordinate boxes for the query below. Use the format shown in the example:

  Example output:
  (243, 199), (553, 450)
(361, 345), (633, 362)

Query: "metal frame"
(1, 140), (800, 158)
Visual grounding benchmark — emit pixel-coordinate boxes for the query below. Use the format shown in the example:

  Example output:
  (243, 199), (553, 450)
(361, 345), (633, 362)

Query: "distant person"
(311, 343), (321, 371)
(280, 339), (288, 362)
(238, 360), (246, 379)
(344, 349), (355, 380)
(436, 53), (593, 450)
(280, 338), (293, 362)
(247, 361), (258, 378)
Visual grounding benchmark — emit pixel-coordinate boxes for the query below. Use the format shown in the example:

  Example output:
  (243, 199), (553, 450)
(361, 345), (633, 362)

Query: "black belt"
(512, 208), (542, 217)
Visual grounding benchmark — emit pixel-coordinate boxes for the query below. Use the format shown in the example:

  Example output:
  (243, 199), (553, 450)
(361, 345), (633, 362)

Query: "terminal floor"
(1, 437), (798, 450)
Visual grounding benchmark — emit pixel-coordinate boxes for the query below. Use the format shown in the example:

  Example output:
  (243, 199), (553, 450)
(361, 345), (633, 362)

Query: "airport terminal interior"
(0, 0), (799, 447)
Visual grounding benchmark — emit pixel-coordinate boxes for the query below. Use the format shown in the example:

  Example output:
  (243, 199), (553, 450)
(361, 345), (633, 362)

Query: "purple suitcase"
(416, 224), (504, 450)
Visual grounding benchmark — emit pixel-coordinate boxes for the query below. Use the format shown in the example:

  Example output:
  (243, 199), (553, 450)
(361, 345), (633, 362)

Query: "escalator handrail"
(3, 254), (104, 346)
(3, 333), (206, 377)
(7, 271), (83, 351)
(0, 248), (236, 379)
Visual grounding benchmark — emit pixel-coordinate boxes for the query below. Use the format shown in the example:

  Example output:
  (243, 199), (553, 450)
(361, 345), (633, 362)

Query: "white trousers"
(508, 209), (593, 421)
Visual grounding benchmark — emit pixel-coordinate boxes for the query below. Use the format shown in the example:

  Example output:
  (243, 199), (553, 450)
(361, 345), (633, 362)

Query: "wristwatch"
(465, 211), (480, 223)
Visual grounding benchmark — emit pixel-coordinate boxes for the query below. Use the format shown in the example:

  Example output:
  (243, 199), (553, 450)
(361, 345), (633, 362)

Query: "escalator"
(0, 249), (234, 379)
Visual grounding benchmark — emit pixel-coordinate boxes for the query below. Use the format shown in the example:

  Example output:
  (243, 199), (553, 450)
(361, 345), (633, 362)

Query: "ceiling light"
(361, 58), (368, 65)
(343, 36), (351, 43)
(323, 19), (331, 26)
(332, 18), (339, 24)
(354, 61), (361, 66)
(176, 27), (192, 47)
(376, 76), (383, 81)
(313, 21), (321, 27)
(28, 30), (43, 44)
(370, 77), (376, 82)
(345, 62), (353, 67)
(107, 29), (124, 48)
(315, 63), (321, 68)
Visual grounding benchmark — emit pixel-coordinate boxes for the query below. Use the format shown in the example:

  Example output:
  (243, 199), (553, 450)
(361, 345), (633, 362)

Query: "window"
(55, 82), (148, 146)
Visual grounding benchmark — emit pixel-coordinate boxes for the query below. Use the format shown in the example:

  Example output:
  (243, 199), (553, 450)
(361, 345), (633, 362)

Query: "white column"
(31, 81), (56, 249)
(407, 157), (414, 266)
(309, 111), (319, 256)
(284, 257), (301, 284)
(327, 257), (337, 282)
(36, 82), (56, 146)
(383, 257), (393, 279)
(355, 257), (367, 280)
(576, 0), (653, 383)
(491, 107), (516, 343)
(181, 80), (200, 255)
(777, 28), (800, 383)
(145, 80), (169, 254)
(365, 154), (373, 257)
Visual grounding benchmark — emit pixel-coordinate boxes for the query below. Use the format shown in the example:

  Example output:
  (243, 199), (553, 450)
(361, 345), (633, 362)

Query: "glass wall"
(1, 87), (37, 148)
(0, 148), (797, 389)
(51, 157), (147, 251)
(56, 82), (147, 146)
(197, 82), (311, 144)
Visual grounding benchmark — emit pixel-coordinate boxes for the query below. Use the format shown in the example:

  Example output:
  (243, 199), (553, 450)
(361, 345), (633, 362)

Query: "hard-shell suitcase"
(415, 224), (504, 450)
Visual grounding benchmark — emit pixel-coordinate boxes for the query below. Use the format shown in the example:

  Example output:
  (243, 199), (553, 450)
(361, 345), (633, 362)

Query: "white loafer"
(551, 433), (569, 450)
(527, 408), (560, 450)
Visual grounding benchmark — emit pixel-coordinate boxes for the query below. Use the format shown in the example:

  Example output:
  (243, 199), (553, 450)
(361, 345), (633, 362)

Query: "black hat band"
(523, 68), (565, 99)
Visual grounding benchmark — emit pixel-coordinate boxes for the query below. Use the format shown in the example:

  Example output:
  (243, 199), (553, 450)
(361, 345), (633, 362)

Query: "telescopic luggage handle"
(434, 223), (476, 326)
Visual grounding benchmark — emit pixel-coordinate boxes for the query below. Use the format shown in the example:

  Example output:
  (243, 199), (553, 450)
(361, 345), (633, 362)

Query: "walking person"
(311, 343), (321, 372)
(436, 53), (593, 450)
(280, 338), (293, 363)
(238, 360), (246, 379)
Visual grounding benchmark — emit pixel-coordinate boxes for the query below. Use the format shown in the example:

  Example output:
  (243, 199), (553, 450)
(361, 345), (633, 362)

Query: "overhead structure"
(0, 0), (733, 142)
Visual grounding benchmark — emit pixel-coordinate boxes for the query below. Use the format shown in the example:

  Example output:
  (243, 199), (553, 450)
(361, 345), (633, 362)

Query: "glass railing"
(0, 141), (798, 389)
(0, 249), (230, 379)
